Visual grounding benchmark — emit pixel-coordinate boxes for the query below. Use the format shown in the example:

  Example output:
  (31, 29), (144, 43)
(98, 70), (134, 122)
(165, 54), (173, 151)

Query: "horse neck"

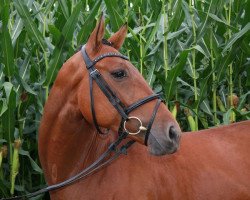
(39, 52), (115, 184)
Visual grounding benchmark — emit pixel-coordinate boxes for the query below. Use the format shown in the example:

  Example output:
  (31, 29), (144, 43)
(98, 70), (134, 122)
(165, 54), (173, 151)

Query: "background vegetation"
(0, 0), (249, 198)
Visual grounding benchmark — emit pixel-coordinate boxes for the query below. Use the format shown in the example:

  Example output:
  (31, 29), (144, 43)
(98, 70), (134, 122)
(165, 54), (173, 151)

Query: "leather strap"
(81, 45), (128, 69)
(89, 77), (105, 134)
(81, 46), (129, 132)
(125, 93), (161, 114)
(89, 69), (128, 119)
(1, 132), (133, 200)
(144, 99), (162, 145)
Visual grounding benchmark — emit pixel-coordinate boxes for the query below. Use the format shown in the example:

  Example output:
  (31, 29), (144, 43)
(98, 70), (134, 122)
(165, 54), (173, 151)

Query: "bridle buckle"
(90, 69), (100, 77)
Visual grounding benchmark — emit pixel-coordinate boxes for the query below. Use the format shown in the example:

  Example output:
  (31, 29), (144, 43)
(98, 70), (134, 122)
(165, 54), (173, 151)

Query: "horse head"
(78, 15), (181, 156)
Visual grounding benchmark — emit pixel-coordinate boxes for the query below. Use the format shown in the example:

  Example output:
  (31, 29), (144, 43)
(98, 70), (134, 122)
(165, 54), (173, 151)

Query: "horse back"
(168, 120), (250, 200)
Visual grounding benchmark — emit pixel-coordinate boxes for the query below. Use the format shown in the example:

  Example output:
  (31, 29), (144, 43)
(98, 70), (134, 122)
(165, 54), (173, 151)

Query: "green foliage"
(0, 0), (249, 198)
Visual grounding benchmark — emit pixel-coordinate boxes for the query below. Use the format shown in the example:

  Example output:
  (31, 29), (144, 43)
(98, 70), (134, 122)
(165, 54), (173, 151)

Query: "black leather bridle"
(81, 44), (163, 145)
(2, 43), (163, 200)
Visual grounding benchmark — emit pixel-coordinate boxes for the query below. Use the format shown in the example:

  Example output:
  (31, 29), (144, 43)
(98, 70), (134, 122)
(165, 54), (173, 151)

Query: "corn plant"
(0, 0), (249, 198)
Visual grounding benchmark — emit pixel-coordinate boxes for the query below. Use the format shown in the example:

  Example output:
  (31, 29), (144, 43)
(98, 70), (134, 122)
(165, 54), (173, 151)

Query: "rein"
(1, 132), (134, 200)
(2, 43), (163, 200)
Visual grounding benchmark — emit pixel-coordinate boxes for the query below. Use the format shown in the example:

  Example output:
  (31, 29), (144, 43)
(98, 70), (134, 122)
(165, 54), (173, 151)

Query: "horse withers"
(39, 15), (250, 200)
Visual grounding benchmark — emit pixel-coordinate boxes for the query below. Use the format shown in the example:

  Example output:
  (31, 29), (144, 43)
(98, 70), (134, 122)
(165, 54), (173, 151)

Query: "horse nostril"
(169, 126), (177, 141)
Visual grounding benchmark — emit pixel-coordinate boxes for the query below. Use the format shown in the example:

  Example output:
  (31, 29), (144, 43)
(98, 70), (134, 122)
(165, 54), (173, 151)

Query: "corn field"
(0, 0), (249, 198)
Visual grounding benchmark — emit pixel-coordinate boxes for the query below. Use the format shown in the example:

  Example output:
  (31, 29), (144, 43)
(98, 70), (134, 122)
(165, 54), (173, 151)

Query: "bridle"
(82, 43), (163, 145)
(2, 42), (163, 200)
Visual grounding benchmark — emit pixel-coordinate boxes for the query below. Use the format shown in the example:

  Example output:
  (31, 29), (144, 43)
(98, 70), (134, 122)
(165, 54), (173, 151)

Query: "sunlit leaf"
(165, 50), (189, 99)
(44, 1), (83, 86)
(2, 82), (16, 144)
(77, 0), (102, 44)
(13, 0), (47, 52)
(222, 23), (250, 55)
(1, 3), (15, 77)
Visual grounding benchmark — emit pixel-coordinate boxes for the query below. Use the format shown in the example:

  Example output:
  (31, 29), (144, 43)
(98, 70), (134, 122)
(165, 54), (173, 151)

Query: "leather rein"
(2, 43), (163, 200)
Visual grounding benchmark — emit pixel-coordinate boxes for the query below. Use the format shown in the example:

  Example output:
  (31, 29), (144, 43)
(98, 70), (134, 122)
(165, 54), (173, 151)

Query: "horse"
(39, 16), (250, 200)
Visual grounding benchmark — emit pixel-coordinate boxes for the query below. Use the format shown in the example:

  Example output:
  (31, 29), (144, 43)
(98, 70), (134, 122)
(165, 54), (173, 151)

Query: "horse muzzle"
(147, 126), (181, 156)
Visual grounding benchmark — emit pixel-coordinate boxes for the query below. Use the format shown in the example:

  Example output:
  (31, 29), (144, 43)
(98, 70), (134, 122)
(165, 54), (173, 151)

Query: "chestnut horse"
(39, 16), (250, 200)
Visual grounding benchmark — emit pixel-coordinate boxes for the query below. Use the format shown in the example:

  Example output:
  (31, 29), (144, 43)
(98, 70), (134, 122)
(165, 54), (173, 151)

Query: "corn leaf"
(222, 23), (250, 55)
(44, 1), (82, 86)
(19, 149), (43, 174)
(104, 0), (123, 31)
(1, 3), (15, 78)
(2, 83), (16, 144)
(77, 0), (102, 44)
(165, 50), (189, 99)
(13, 0), (47, 52)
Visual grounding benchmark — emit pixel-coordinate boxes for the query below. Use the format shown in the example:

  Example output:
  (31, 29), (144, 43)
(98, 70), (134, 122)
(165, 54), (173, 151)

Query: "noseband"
(81, 45), (163, 145)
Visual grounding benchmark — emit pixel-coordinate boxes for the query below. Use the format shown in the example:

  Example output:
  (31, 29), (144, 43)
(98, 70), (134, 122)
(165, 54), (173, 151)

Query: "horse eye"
(111, 70), (127, 79)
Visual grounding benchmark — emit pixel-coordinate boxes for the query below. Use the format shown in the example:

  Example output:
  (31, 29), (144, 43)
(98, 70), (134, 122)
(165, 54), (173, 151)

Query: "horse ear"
(108, 23), (128, 50)
(86, 14), (105, 52)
